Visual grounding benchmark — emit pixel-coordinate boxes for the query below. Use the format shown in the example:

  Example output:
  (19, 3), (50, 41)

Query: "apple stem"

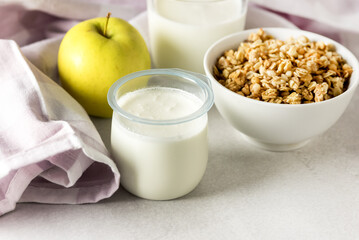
(103, 12), (111, 37)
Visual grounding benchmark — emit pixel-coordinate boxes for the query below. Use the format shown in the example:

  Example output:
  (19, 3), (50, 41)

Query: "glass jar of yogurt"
(107, 69), (214, 200)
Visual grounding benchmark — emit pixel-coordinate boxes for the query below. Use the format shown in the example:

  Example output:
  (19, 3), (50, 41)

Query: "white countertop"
(1, 89), (359, 239)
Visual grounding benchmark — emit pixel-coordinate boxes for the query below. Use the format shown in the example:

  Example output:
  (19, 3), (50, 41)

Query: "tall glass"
(147, 0), (248, 73)
(107, 69), (214, 200)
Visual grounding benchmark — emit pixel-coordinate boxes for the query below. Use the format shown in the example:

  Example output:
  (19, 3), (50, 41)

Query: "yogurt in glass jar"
(107, 69), (214, 200)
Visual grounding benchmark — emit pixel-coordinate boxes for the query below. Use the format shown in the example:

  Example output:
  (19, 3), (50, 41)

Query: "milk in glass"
(147, 0), (247, 73)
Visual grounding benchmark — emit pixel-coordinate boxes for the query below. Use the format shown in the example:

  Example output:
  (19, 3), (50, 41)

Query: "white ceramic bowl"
(204, 28), (359, 151)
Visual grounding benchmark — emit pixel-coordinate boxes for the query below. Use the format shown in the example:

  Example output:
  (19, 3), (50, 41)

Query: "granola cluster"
(213, 29), (353, 104)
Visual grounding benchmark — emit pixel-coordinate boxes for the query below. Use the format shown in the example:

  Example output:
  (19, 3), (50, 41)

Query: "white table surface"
(1, 6), (359, 240)
(1, 90), (359, 239)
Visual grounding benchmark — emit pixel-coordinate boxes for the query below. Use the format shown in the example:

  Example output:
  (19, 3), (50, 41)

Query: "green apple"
(58, 14), (151, 118)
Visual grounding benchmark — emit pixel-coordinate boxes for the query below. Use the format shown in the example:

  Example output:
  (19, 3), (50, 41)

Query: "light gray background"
(1, 7), (358, 240)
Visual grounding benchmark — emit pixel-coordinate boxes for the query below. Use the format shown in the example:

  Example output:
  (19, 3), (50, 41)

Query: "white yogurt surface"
(117, 87), (201, 120)
(111, 87), (208, 200)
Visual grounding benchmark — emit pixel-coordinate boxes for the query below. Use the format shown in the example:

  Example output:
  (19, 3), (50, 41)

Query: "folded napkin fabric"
(0, 40), (120, 216)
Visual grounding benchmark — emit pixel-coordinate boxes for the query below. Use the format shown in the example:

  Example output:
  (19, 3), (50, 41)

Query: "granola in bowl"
(213, 29), (353, 104)
(204, 27), (359, 151)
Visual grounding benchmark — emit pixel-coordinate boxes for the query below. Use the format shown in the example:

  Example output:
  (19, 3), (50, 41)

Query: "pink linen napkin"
(0, 39), (120, 216)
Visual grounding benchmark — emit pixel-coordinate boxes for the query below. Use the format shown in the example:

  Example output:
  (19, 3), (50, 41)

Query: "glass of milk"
(147, 0), (248, 73)
(108, 69), (214, 200)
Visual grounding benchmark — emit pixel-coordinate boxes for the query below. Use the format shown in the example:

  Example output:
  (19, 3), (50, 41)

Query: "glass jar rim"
(107, 68), (214, 125)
